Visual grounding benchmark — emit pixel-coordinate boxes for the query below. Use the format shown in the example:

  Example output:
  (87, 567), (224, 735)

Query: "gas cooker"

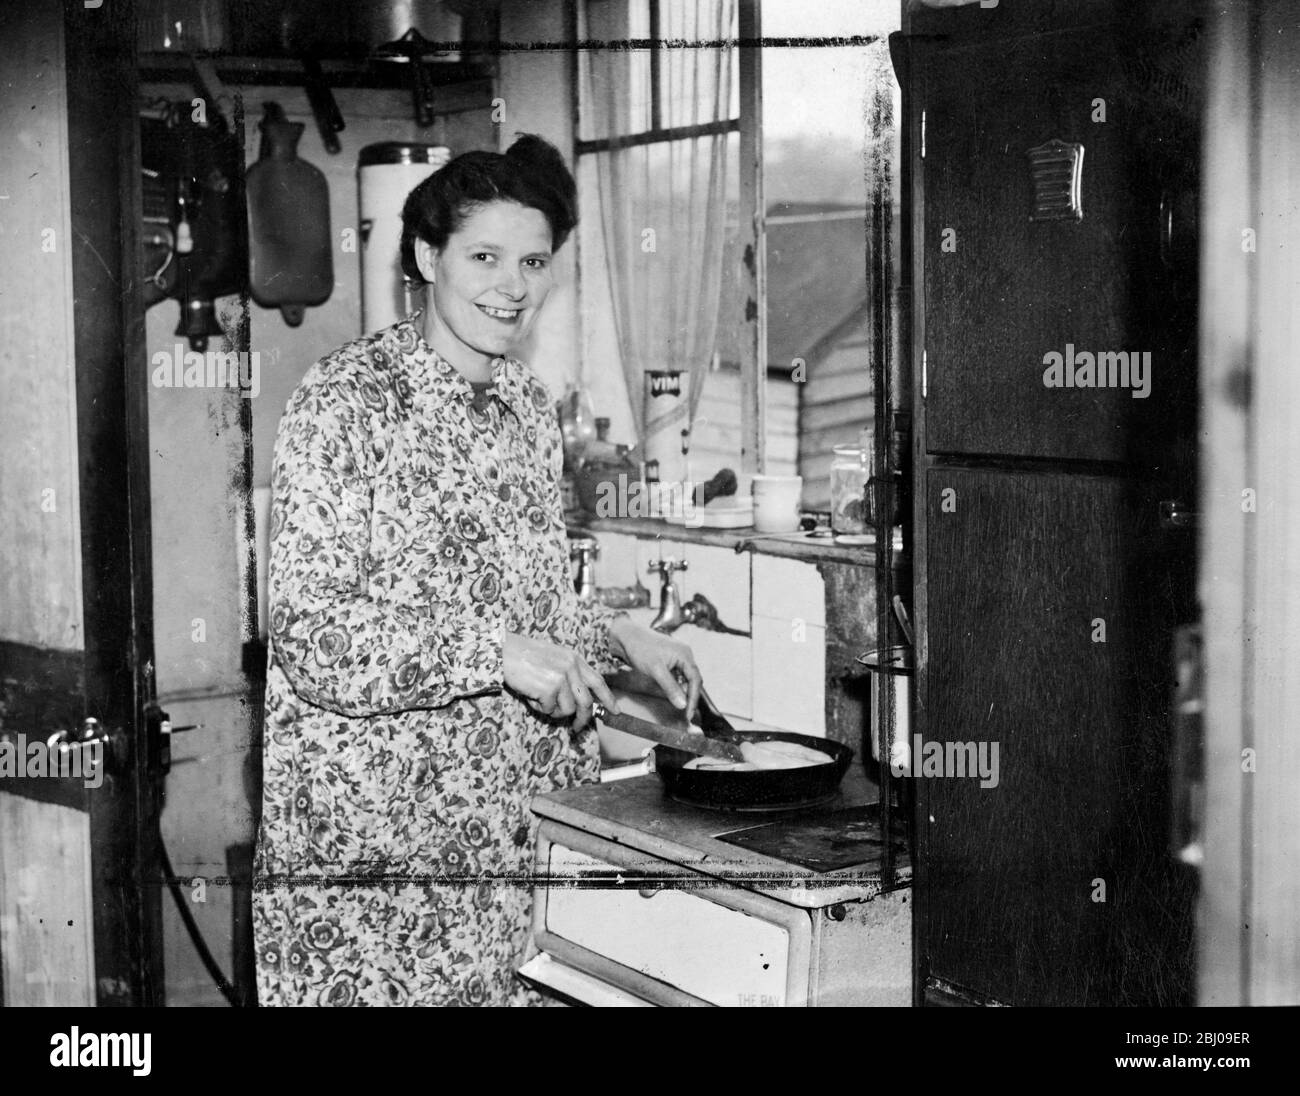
(525, 766), (914, 1005)
(531, 764), (910, 909)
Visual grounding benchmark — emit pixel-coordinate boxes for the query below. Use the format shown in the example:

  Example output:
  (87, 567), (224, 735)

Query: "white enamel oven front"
(521, 820), (815, 1008)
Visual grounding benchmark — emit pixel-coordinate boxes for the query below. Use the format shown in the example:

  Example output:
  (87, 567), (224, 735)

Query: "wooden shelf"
(138, 52), (493, 95)
(577, 514), (905, 568)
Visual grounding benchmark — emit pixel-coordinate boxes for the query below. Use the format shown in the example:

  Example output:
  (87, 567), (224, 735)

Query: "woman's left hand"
(607, 617), (702, 721)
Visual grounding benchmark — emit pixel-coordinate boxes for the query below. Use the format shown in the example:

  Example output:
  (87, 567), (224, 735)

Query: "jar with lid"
(830, 442), (872, 535)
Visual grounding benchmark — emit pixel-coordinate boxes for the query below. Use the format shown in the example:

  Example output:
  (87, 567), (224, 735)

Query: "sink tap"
(648, 557), (689, 633)
(569, 533), (600, 603)
(679, 593), (745, 635)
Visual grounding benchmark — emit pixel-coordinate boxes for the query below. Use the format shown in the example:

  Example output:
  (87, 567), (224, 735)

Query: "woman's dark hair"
(400, 134), (577, 283)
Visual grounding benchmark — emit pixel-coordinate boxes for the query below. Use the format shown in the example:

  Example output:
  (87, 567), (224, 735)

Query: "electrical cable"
(159, 838), (245, 1007)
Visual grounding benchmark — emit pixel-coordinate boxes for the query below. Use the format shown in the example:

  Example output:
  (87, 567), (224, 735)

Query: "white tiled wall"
(752, 554), (827, 629)
(594, 533), (827, 736)
(750, 556), (826, 735)
(592, 532), (641, 590)
(676, 543), (750, 628)
(677, 625), (752, 719)
(750, 615), (826, 735)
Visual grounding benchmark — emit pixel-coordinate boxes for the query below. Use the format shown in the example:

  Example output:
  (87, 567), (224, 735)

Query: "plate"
(664, 498), (754, 529)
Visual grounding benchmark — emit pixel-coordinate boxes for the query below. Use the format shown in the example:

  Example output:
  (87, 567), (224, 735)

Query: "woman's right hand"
(502, 632), (618, 730)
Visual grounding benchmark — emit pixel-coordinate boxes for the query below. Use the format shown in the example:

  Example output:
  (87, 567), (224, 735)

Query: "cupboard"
(900, 0), (1201, 1006)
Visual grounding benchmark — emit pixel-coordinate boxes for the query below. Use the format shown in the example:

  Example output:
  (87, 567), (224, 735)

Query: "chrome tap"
(678, 592), (746, 636)
(568, 533), (600, 603)
(649, 560), (746, 635)
(648, 557), (688, 633)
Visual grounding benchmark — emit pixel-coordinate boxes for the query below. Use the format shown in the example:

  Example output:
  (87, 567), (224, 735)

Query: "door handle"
(39, 717), (121, 780)
(1170, 624), (1203, 867)
(1159, 499), (1197, 530)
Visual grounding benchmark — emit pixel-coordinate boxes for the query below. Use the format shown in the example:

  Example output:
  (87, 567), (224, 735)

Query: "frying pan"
(654, 732), (854, 812)
(658, 686), (854, 810)
(601, 669), (855, 810)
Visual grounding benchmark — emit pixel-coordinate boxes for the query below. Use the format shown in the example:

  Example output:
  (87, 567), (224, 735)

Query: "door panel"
(921, 468), (1195, 1005)
(0, 795), (95, 1006)
(0, 0), (160, 1006)
(923, 32), (1148, 462)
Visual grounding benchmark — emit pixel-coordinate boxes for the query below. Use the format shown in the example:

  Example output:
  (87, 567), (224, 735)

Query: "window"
(576, 0), (901, 510)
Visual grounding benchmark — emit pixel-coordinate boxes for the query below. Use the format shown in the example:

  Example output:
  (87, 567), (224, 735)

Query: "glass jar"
(830, 444), (871, 534)
(558, 384), (597, 471)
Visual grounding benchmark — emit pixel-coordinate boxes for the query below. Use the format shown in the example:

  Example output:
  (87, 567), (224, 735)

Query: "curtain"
(580, 0), (736, 459)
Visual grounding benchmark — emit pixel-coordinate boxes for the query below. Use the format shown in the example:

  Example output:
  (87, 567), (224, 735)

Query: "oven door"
(524, 820), (813, 1007)
(517, 952), (655, 1007)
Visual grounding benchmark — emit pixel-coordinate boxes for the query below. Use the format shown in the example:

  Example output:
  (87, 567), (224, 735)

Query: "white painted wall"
(145, 82), (493, 1005)
(0, 1), (83, 652)
(497, 0), (597, 416)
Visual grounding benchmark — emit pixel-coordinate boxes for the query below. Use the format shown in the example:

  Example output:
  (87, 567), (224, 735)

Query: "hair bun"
(506, 134), (576, 209)
(506, 133), (561, 168)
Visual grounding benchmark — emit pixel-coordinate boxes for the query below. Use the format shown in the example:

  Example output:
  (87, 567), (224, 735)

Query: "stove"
(714, 803), (908, 873)
(524, 767), (914, 1006)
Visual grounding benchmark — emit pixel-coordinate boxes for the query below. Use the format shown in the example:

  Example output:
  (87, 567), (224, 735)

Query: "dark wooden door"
(924, 30), (1145, 462)
(905, 3), (1201, 1006)
(922, 22), (1200, 473)
(921, 468), (1194, 1005)
(0, 0), (162, 1007)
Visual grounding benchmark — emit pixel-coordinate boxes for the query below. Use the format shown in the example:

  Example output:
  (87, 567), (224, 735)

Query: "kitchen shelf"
(577, 515), (906, 568)
(138, 52), (493, 99)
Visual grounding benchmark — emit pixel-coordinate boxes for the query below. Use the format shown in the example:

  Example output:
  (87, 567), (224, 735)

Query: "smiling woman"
(252, 134), (703, 1007)
(400, 136), (575, 379)
(415, 203), (554, 377)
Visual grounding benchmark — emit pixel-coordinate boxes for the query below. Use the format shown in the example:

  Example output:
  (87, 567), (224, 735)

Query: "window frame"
(572, 0), (888, 478)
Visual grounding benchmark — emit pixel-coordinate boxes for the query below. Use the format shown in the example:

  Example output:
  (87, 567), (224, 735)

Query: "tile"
(750, 616), (826, 736)
(677, 626), (752, 720)
(752, 554), (825, 629)
(631, 537), (751, 629)
(674, 543), (749, 632)
(590, 531), (640, 588)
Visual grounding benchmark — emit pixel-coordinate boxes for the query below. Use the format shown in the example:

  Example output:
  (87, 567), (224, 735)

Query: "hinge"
(922, 350), (928, 398)
(920, 109), (926, 159)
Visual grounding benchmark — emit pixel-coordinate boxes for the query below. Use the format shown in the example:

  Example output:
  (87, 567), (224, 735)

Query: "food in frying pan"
(683, 740), (833, 772)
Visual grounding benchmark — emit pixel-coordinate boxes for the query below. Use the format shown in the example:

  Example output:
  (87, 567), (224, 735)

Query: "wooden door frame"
(1198, 0), (1300, 1007)
(63, 0), (164, 1007)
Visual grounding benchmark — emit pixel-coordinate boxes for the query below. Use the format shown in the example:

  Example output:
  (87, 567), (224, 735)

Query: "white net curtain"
(579, 0), (737, 449)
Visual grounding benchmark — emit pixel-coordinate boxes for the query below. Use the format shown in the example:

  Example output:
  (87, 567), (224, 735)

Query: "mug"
(751, 474), (802, 533)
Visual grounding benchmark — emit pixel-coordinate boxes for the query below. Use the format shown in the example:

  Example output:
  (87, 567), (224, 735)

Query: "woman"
(253, 135), (700, 1006)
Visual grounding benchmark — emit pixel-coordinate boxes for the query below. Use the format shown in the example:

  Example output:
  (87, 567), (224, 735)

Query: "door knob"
(37, 717), (119, 781)
(1159, 499), (1197, 530)
(1170, 623), (1203, 866)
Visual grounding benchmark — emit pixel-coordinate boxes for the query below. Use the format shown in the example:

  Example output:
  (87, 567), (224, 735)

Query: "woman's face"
(415, 200), (555, 378)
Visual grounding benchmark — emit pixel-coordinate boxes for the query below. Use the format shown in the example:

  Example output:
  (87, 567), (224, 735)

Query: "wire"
(159, 838), (246, 1007)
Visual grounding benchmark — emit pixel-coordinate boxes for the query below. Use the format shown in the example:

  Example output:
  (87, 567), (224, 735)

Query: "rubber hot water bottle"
(246, 102), (333, 326)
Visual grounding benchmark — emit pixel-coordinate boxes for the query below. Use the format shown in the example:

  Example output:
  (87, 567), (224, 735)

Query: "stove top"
(714, 803), (908, 873)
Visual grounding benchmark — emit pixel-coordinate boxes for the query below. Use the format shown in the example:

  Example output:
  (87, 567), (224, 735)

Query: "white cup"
(751, 474), (803, 532)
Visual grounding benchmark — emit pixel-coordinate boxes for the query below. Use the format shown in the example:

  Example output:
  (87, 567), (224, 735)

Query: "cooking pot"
(654, 732), (854, 812)
(234, 0), (466, 57)
(858, 645), (913, 773)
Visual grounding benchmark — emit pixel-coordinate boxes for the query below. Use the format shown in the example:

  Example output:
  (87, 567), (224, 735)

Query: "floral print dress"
(253, 315), (623, 1006)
